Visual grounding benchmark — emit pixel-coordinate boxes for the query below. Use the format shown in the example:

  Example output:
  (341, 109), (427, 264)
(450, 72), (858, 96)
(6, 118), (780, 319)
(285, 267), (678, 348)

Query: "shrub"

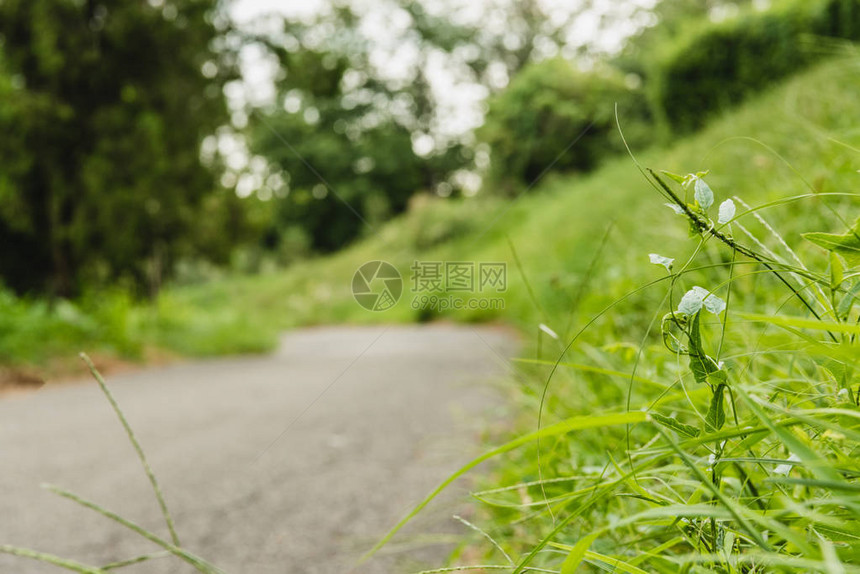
(478, 58), (652, 195)
(652, 0), (860, 133)
(406, 195), (494, 250)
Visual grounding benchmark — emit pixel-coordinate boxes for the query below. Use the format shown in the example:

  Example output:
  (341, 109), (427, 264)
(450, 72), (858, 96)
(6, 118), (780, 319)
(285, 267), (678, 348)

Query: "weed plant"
(368, 163), (860, 572)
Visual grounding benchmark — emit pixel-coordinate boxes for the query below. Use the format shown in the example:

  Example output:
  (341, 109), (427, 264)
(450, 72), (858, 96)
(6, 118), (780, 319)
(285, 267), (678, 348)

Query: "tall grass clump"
(0, 286), (277, 375)
(368, 159), (860, 572)
(0, 288), (145, 366)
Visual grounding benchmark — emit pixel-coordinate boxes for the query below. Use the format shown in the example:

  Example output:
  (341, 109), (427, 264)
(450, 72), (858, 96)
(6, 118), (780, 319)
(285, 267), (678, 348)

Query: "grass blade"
(43, 484), (225, 574)
(102, 551), (170, 570)
(0, 546), (106, 573)
(79, 353), (181, 547)
(559, 533), (598, 574)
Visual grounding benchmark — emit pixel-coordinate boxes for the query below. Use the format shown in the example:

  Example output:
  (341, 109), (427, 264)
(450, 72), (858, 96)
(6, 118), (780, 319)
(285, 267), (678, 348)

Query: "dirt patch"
(0, 369), (46, 393)
(0, 347), (179, 397)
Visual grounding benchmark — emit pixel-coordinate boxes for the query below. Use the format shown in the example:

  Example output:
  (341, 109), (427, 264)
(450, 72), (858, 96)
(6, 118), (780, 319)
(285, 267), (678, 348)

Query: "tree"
(244, 3), (469, 253)
(0, 0), (239, 297)
(617, 0), (755, 75)
(478, 58), (652, 193)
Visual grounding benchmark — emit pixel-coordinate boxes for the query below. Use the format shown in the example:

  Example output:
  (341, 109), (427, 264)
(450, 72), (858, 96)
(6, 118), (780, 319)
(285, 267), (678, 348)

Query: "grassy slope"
(172, 57), (860, 342)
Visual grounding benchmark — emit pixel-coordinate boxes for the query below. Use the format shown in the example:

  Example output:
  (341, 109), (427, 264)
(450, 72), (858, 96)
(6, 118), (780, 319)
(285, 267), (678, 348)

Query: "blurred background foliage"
(477, 58), (652, 194)
(1, 0), (860, 368)
(0, 0), (248, 298)
(650, 0), (860, 132)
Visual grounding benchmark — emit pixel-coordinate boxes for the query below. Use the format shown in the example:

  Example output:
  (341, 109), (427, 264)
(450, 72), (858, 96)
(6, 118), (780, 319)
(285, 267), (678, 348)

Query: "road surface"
(0, 324), (517, 573)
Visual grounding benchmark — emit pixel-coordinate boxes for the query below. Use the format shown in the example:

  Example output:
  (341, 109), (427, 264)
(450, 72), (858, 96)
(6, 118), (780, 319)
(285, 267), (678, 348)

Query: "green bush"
(406, 195), (496, 251)
(478, 58), (652, 195)
(0, 287), (140, 364)
(653, 0), (860, 133)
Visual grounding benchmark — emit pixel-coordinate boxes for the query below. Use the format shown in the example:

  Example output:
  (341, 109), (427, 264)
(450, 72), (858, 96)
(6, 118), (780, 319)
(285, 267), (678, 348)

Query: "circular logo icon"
(352, 261), (402, 311)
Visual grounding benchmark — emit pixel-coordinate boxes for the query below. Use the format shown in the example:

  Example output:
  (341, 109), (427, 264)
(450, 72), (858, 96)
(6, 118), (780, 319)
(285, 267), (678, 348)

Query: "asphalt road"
(0, 324), (517, 573)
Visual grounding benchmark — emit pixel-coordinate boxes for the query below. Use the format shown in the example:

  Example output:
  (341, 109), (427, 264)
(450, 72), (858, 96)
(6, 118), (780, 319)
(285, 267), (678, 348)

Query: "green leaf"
(687, 216), (702, 237)
(560, 533), (598, 574)
(706, 384), (726, 432)
(702, 292), (726, 315)
(689, 353), (716, 386)
(707, 369), (727, 386)
(652, 427), (773, 552)
(550, 543), (650, 574)
(651, 412), (701, 438)
(649, 253), (674, 271)
(660, 170), (686, 185)
(583, 550), (649, 574)
(678, 289), (704, 315)
(830, 252), (844, 291)
(678, 286), (724, 316)
(820, 358), (848, 388)
(802, 217), (860, 266)
(736, 387), (846, 485)
(661, 312), (686, 353)
(740, 313), (860, 335)
(718, 198), (736, 224)
(694, 177), (714, 210)
(664, 202), (685, 215)
(837, 281), (860, 319)
(687, 312), (720, 384)
(766, 477), (860, 492)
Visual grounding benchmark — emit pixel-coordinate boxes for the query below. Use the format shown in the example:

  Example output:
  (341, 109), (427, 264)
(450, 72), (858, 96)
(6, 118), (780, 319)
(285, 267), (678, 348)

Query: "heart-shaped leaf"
(718, 199), (736, 224)
(694, 177), (714, 210)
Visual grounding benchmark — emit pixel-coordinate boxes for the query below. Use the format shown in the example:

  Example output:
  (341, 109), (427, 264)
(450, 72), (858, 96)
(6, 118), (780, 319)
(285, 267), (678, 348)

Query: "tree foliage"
(650, 0), (860, 133)
(0, 0), (238, 296)
(246, 4), (471, 253)
(478, 58), (652, 193)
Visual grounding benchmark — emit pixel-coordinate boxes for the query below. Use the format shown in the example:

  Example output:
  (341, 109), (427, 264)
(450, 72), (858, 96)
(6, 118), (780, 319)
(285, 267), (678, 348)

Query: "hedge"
(478, 58), (652, 194)
(652, 0), (860, 133)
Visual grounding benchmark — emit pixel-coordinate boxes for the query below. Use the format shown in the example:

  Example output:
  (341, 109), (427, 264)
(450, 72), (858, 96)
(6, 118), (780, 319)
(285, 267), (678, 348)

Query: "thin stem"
(648, 170), (838, 343)
(102, 552), (170, 570)
(44, 485), (223, 574)
(717, 248), (736, 359)
(79, 353), (181, 547)
(0, 546), (106, 573)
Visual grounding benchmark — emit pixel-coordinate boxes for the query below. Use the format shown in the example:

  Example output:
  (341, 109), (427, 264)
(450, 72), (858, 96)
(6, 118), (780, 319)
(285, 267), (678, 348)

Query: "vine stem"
(648, 169), (837, 343)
